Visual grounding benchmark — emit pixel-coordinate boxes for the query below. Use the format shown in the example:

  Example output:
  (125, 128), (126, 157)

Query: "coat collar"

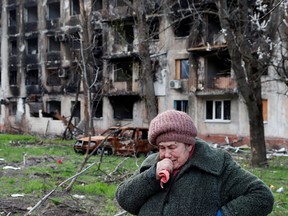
(185, 139), (225, 176)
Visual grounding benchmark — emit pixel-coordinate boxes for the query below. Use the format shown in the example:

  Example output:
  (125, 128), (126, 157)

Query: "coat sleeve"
(220, 153), (274, 216)
(115, 155), (162, 215)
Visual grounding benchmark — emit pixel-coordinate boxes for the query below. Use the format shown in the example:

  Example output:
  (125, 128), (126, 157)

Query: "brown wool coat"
(116, 139), (274, 216)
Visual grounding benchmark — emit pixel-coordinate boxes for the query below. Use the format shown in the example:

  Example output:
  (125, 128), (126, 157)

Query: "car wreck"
(74, 126), (158, 157)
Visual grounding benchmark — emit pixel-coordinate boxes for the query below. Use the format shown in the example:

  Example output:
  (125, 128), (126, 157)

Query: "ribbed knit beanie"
(148, 110), (197, 146)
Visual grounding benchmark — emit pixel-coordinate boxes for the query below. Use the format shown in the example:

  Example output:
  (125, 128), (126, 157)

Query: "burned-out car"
(73, 126), (158, 157)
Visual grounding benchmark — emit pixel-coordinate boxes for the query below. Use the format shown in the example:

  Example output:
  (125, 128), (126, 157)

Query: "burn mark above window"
(109, 95), (139, 120)
(48, 2), (60, 20)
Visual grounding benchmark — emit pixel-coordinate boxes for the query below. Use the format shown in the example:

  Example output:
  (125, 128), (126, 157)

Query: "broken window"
(48, 2), (61, 20)
(25, 6), (37, 23)
(206, 100), (231, 121)
(262, 99), (268, 122)
(114, 22), (134, 47)
(71, 101), (81, 125)
(10, 40), (17, 56)
(70, 0), (80, 15)
(46, 68), (61, 86)
(47, 100), (61, 114)
(148, 17), (160, 40)
(9, 102), (17, 116)
(114, 61), (133, 82)
(202, 50), (231, 88)
(173, 15), (193, 37)
(176, 59), (189, 79)
(48, 36), (60, 52)
(93, 0), (102, 11)
(25, 69), (39, 85)
(8, 9), (17, 26)
(92, 99), (103, 118)
(9, 69), (17, 86)
(110, 96), (136, 120)
(174, 100), (188, 113)
(71, 101), (80, 117)
(26, 38), (38, 54)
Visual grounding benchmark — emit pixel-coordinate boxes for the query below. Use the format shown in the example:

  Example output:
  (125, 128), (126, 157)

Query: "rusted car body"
(74, 126), (158, 157)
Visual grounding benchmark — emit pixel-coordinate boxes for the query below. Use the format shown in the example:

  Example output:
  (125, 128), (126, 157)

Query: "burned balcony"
(192, 49), (238, 96)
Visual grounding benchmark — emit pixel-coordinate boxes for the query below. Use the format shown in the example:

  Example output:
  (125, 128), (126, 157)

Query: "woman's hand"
(156, 158), (173, 180)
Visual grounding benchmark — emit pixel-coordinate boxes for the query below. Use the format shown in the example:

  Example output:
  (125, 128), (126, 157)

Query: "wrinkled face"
(158, 141), (193, 170)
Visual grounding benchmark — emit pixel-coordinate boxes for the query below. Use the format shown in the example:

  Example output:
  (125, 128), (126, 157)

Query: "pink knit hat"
(148, 110), (197, 146)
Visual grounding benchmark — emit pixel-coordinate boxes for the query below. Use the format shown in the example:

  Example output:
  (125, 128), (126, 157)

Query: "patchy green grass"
(0, 134), (287, 215)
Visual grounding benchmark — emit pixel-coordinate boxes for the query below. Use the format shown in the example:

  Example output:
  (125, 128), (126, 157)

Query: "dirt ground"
(0, 155), (121, 216)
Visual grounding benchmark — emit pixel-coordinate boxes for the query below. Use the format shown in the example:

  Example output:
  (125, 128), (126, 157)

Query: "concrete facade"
(0, 0), (287, 148)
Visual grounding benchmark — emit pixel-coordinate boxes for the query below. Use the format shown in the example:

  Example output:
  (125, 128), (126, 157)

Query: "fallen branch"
(24, 161), (99, 215)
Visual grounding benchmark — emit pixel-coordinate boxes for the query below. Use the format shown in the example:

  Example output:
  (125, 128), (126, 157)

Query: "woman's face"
(158, 141), (193, 170)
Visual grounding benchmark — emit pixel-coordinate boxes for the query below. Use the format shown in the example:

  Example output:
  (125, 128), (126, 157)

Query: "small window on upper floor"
(262, 99), (268, 122)
(9, 69), (17, 86)
(48, 2), (61, 20)
(26, 38), (38, 54)
(174, 100), (188, 113)
(9, 40), (17, 56)
(25, 6), (38, 23)
(8, 9), (17, 26)
(25, 69), (39, 85)
(176, 59), (189, 79)
(92, 99), (103, 118)
(206, 100), (231, 121)
(70, 0), (80, 15)
(48, 36), (60, 52)
(114, 61), (133, 82)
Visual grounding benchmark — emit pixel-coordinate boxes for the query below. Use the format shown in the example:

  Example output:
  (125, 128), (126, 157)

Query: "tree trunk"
(217, 0), (268, 167)
(135, 0), (158, 122)
(80, 0), (93, 136)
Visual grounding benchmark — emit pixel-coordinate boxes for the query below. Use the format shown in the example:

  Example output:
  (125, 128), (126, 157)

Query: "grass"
(0, 134), (287, 215)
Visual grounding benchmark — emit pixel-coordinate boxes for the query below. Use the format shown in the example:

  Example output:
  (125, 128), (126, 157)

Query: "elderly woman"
(116, 110), (274, 216)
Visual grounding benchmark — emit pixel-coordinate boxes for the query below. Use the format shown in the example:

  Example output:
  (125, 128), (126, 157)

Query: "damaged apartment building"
(0, 0), (287, 147)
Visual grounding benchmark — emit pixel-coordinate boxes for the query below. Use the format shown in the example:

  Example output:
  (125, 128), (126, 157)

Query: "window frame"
(176, 59), (189, 79)
(262, 99), (268, 122)
(174, 100), (188, 113)
(205, 100), (231, 122)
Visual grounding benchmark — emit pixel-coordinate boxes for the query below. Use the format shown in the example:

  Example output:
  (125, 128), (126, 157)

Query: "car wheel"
(97, 147), (103, 155)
